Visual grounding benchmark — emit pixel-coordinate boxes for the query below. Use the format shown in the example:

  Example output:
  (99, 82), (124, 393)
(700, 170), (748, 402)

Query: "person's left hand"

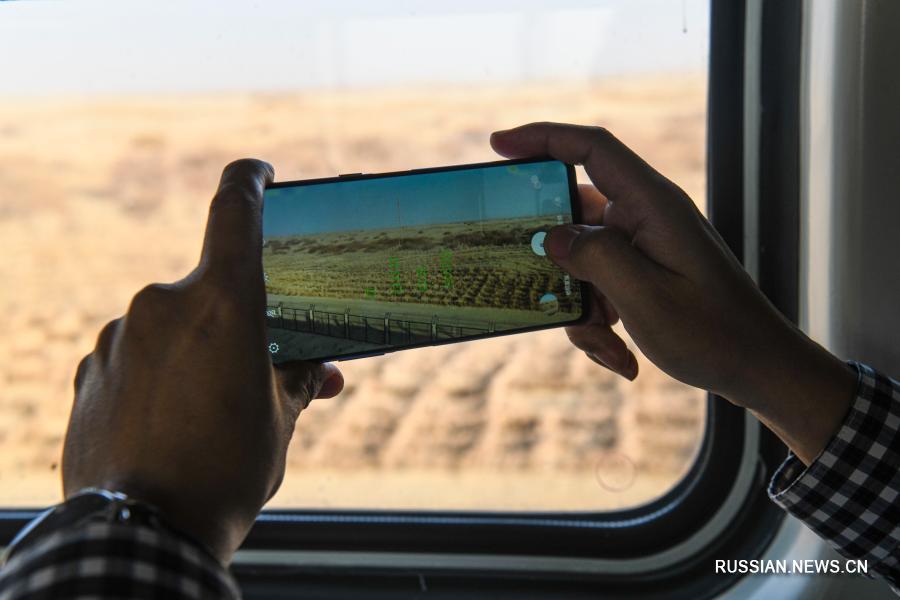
(62, 159), (344, 564)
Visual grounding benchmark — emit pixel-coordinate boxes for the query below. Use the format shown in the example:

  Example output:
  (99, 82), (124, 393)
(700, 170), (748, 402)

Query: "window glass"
(0, 0), (708, 510)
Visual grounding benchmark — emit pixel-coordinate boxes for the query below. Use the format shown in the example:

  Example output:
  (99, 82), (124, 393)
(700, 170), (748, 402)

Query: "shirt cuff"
(768, 362), (900, 578)
(0, 520), (242, 599)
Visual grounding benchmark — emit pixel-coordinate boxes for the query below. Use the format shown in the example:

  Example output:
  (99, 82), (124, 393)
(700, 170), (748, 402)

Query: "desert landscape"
(0, 74), (707, 510)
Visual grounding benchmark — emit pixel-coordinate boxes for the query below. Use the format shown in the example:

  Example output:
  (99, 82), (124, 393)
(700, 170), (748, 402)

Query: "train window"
(4, 3), (829, 597)
(0, 0), (709, 514)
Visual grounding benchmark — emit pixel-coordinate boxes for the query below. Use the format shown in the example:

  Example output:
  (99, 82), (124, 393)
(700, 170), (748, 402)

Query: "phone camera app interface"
(262, 160), (581, 362)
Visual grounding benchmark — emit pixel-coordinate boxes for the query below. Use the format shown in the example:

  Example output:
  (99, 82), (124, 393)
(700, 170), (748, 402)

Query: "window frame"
(0, 1), (804, 597)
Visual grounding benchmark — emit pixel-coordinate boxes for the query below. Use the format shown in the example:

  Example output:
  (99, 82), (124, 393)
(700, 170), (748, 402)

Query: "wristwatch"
(1, 488), (167, 564)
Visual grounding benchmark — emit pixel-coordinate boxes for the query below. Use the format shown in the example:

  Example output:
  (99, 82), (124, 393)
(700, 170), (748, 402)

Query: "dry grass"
(0, 74), (707, 510)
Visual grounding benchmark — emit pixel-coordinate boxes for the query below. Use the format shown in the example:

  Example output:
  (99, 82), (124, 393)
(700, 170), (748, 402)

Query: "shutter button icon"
(531, 231), (547, 256)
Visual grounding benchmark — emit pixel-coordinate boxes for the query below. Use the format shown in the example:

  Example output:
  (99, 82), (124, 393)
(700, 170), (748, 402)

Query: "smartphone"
(262, 157), (587, 363)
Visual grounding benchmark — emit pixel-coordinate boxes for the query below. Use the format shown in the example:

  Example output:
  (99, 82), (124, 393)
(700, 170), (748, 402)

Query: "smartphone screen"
(262, 157), (585, 363)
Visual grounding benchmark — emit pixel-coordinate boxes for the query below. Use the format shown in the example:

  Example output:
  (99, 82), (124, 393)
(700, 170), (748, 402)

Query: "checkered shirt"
(1, 362), (897, 598)
(0, 520), (240, 599)
(769, 362), (900, 592)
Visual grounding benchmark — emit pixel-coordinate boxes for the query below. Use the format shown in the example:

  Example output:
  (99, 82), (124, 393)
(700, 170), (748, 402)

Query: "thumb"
(275, 361), (344, 418)
(545, 224), (657, 309)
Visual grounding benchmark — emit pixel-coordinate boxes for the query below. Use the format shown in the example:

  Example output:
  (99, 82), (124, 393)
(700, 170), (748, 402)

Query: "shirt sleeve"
(0, 520), (241, 599)
(769, 361), (900, 590)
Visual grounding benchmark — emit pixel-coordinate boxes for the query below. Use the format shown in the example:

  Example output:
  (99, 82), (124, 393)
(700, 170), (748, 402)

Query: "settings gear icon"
(267, 342), (280, 354)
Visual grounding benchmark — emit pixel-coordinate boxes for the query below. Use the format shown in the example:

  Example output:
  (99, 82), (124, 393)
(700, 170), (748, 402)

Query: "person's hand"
(491, 123), (856, 464)
(62, 159), (344, 564)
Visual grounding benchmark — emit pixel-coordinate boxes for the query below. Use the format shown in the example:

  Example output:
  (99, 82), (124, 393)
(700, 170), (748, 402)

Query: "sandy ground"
(0, 75), (707, 510)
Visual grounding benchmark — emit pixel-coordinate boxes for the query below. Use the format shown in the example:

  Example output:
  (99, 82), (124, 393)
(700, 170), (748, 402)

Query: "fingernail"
(625, 354), (638, 381)
(490, 129), (510, 139)
(317, 364), (344, 399)
(545, 224), (582, 260)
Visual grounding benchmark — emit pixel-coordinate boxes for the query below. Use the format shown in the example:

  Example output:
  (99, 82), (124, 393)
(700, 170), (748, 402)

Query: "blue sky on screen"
(0, 0), (708, 95)
(263, 161), (570, 236)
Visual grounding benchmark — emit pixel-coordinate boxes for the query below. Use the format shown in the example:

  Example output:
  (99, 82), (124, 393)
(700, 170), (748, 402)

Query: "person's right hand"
(63, 159), (344, 564)
(491, 123), (856, 465)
